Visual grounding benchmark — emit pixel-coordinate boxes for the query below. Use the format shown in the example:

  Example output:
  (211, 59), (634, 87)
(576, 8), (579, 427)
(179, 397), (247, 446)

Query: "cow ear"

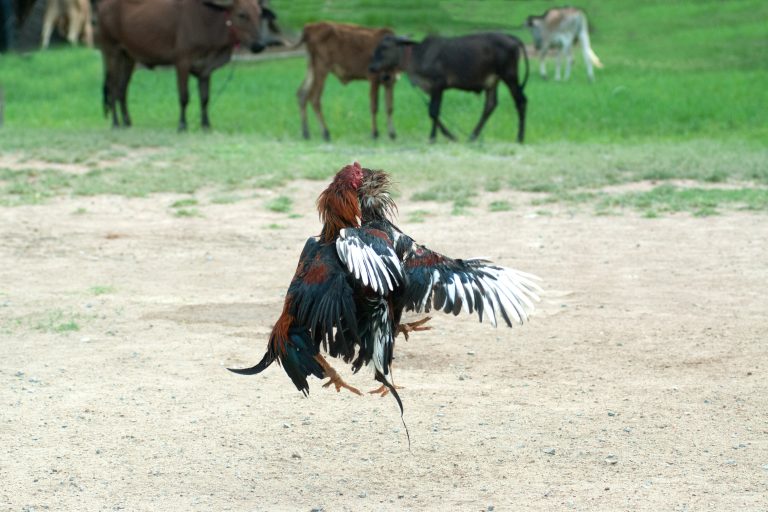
(262, 7), (276, 21)
(204, 0), (234, 7)
(395, 35), (416, 46)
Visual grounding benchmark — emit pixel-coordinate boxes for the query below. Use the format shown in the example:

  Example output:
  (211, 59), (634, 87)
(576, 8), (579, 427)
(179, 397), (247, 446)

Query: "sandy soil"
(1, 182), (766, 511)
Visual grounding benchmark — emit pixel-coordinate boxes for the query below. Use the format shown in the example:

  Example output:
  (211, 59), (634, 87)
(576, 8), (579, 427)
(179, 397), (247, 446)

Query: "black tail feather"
(227, 349), (275, 375)
(375, 371), (410, 450)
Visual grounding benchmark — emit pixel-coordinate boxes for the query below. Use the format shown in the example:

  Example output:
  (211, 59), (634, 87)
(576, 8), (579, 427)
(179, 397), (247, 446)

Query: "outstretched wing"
(399, 238), (541, 327)
(288, 238), (358, 357)
(336, 227), (404, 295)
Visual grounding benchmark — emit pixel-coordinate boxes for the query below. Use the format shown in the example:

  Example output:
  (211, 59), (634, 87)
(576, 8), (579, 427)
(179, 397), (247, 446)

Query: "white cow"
(41, 0), (93, 49)
(525, 7), (603, 82)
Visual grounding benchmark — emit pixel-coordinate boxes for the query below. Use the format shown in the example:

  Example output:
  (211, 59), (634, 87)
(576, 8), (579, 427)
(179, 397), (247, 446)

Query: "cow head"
(206, 0), (279, 53)
(369, 35), (415, 74)
(524, 15), (544, 50)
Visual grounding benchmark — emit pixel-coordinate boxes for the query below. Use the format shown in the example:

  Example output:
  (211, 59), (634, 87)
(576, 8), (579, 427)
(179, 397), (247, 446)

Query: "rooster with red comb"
(229, 162), (404, 399)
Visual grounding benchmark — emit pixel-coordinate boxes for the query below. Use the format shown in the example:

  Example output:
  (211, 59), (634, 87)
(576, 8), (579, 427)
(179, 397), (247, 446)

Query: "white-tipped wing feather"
(336, 228), (403, 295)
(401, 241), (541, 327)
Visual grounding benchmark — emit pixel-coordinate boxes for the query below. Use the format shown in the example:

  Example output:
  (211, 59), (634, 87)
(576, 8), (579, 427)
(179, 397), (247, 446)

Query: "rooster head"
(359, 168), (397, 221)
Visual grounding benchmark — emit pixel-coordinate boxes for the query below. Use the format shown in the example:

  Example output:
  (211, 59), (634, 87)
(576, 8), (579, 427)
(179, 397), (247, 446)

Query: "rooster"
(343, 167), (541, 394)
(229, 162), (403, 397)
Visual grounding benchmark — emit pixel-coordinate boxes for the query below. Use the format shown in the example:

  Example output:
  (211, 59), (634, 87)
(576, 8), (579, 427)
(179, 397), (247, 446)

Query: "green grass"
(0, 0), (767, 216)
(266, 195), (293, 213)
(90, 285), (116, 296)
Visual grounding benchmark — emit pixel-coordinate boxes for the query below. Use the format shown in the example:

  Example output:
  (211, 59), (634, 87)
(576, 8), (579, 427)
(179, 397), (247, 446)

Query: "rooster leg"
(314, 354), (362, 396)
(368, 367), (405, 397)
(396, 316), (433, 341)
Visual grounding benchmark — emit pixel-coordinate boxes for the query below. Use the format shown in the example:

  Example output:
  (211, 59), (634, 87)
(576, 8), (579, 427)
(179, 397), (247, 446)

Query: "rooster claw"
(397, 316), (432, 341)
(315, 353), (362, 396)
(368, 383), (405, 397)
(323, 377), (362, 396)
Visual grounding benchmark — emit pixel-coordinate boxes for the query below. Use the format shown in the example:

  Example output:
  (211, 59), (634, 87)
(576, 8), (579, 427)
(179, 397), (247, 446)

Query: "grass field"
(1, 0), (767, 215)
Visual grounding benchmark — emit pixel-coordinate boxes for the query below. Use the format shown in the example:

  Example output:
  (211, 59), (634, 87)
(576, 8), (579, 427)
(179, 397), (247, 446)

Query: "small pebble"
(358, 491), (367, 498)
(487, 506), (495, 512)
(607, 411), (616, 417)
(605, 455), (618, 465)
(724, 459), (736, 465)
(291, 453), (301, 459)
(282, 423), (291, 429)
(543, 447), (555, 455)
(467, 351), (476, 356)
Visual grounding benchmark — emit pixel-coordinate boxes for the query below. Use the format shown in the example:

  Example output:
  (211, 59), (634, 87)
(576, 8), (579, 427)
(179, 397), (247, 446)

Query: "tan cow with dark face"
(525, 7), (603, 82)
(297, 22), (397, 141)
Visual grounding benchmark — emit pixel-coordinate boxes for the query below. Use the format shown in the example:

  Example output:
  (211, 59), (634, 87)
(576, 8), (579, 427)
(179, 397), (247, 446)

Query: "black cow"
(369, 33), (529, 143)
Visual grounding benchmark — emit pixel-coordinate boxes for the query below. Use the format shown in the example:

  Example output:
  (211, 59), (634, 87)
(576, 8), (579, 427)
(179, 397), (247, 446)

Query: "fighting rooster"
(229, 163), (403, 397)
(344, 168), (541, 393)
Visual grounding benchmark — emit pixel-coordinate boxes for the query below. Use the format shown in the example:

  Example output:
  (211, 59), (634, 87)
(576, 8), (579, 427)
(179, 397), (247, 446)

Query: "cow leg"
(503, 77), (527, 144)
(81, 2), (94, 48)
(116, 52), (135, 127)
(65, 2), (80, 45)
(41, 1), (59, 49)
(538, 49), (548, 79)
(297, 65), (313, 139)
(384, 81), (396, 140)
(176, 64), (191, 132)
(469, 86), (498, 142)
(369, 77), (380, 139)
(563, 42), (574, 81)
(308, 71), (331, 141)
(428, 90), (455, 142)
(554, 47), (563, 81)
(198, 74), (211, 131)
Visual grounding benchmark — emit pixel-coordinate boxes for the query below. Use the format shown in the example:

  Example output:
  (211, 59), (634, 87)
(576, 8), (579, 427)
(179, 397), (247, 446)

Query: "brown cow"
(41, 0), (93, 49)
(97, 0), (276, 131)
(297, 22), (397, 141)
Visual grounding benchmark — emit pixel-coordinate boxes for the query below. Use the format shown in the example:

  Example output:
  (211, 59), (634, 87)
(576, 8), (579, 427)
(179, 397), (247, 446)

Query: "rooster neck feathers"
(317, 163), (364, 243)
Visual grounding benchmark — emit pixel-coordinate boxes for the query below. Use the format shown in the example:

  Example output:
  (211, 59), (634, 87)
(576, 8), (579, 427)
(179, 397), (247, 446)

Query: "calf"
(525, 7), (603, 82)
(41, 0), (93, 49)
(297, 22), (396, 141)
(369, 33), (529, 143)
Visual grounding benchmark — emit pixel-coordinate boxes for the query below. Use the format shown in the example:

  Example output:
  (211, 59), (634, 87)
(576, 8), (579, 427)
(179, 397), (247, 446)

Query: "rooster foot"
(397, 316), (433, 341)
(368, 383), (405, 397)
(315, 354), (362, 396)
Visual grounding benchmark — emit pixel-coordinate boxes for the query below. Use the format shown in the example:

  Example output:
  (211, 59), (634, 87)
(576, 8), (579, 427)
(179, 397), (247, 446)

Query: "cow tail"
(289, 29), (306, 50)
(518, 39), (530, 90)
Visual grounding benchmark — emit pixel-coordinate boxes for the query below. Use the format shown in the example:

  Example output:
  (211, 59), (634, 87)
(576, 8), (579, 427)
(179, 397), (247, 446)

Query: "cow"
(369, 33), (529, 143)
(524, 7), (603, 82)
(41, 0), (93, 49)
(97, 0), (277, 131)
(297, 22), (396, 141)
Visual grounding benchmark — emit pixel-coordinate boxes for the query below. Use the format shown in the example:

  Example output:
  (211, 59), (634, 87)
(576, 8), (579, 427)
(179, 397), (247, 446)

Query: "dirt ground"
(1, 181), (766, 511)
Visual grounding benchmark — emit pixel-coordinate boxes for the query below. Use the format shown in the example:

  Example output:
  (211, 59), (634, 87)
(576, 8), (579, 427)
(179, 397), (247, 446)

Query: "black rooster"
(347, 167), (541, 394)
(229, 163), (403, 396)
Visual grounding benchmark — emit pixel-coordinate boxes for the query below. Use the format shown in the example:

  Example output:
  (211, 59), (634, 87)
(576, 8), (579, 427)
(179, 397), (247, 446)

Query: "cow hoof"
(428, 137), (437, 145)
(372, 131), (379, 140)
(322, 132), (331, 142)
(469, 134), (478, 142)
(389, 132), (397, 141)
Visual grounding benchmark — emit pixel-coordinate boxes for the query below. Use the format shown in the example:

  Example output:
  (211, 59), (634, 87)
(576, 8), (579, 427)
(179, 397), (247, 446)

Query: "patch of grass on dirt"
(33, 311), (82, 333)
(598, 185), (768, 216)
(489, 200), (513, 212)
(171, 198), (198, 208)
(174, 208), (202, 217)
(407, 209), (432, 223)
(90, 286), (116, 296)
(266, 196), (293, 213)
